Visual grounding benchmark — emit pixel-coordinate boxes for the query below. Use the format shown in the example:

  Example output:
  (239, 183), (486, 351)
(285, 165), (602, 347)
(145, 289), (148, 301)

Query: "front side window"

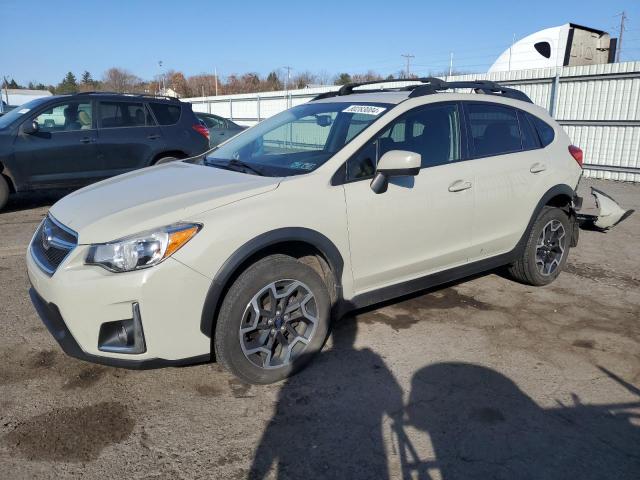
(467, 103), (522, 157)
(347, 103), (461, 180)
(99, 101), (153, 128)
(33, 102), (93, 132)
(203, 102), (391, 177)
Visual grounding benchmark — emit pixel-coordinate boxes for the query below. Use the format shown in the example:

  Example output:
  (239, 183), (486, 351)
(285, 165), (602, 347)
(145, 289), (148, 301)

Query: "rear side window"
(99, 101), (153, 128)
(467, 103), (522, 157)
(528, 113), (555, 147)
(518, 111), (540, 150)
(150, 103), (181, 125)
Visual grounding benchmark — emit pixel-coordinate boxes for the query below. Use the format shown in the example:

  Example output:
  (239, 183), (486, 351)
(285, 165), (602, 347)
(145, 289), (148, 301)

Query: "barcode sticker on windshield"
(17, 108), (30, 114)
(342, 105), (386, 116)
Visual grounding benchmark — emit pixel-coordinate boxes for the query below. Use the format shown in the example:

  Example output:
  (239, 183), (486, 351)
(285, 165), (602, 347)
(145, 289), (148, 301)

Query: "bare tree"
(102, 68), (142, 93)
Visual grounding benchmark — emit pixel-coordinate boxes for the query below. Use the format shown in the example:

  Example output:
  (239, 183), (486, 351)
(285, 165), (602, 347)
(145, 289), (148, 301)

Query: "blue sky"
(2, 0), (639, 85)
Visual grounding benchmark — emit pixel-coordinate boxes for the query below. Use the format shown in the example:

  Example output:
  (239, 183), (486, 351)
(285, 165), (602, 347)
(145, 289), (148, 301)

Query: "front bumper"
(27, 243), (213, 369)
(29, 288), (208, 369)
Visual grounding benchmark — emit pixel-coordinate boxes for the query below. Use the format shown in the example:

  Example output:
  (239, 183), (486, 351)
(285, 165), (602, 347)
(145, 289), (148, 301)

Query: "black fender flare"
(512, 183), (577, 256)
(200, 227), (345, 338)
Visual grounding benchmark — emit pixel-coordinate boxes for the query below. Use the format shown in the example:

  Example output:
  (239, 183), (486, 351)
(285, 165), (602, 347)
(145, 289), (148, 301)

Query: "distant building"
(160, 88), (180, 98)
(2, 88), (53, 106)
(489, 23), (617, 73)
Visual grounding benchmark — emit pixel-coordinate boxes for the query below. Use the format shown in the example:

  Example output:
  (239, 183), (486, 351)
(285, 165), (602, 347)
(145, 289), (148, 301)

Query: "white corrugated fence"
(184, 61), (640, 182)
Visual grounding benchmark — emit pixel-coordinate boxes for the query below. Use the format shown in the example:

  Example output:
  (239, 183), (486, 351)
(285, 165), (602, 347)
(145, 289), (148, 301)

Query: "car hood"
(49, 162), (281, 244)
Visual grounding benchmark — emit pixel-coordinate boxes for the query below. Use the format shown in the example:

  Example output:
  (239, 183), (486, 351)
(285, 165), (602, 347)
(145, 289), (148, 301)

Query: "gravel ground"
(0, 179), (639, 479)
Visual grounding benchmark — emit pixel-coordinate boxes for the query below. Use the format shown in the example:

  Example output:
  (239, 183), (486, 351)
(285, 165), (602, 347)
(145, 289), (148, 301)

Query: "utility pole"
(283, 66), (292, 108)
(401, 54), (414, 78)
(158, 60), (164, 95)
(283, 66), (292, 91)
(214, 67), (218, 96)
(616, 11), (627, 63)
(508, 33), (516, 71)
(448, 52), (454, 78)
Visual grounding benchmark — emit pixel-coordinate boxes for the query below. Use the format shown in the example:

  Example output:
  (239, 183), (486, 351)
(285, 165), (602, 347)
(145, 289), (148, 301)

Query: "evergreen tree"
(56, 72), (78, 94)
(81, 71), (94, 85)
(334, 73), (352, 85)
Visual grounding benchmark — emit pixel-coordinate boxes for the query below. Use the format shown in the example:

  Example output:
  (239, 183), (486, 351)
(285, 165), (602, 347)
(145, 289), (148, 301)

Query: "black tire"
(153, 156), (178, 165)
(214, 254), (331, 384)
(0, 176), (9, 211)
(508, 206), (571, 286)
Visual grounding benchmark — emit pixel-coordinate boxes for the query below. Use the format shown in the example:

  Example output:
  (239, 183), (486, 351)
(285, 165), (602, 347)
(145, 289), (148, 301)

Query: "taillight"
(193, 124), (209, 140)
(568, 145), (583, 168)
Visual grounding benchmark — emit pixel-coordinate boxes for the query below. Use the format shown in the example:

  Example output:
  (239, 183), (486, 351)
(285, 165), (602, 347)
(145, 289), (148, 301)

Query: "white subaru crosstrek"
(27, 78), (583, 384)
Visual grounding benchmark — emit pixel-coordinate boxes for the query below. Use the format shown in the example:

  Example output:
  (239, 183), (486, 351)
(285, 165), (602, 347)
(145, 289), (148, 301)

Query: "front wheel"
(508, 206), (572, 286)
(214, 254), (331, 384)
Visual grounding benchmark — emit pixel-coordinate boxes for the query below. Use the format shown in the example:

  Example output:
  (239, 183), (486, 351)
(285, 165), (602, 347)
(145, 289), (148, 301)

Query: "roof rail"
(408, 80), (532, 103)
(312, 77), (532, 103)
(312, 77), (443, 101)
(72, 91), (180, 102)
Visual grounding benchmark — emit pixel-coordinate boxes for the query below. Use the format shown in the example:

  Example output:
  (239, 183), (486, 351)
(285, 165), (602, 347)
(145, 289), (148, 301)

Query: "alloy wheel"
(239, 279), (318, 369)
(535, 219), (566, 276)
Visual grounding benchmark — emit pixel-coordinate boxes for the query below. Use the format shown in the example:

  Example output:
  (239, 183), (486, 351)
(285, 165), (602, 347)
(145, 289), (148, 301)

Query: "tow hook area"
(577, 187), (635, 231)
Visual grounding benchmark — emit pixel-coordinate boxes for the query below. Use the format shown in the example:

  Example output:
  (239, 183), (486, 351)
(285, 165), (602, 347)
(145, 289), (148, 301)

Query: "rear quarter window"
(149, 103), (182, 125)
(528, 113), (555, 147)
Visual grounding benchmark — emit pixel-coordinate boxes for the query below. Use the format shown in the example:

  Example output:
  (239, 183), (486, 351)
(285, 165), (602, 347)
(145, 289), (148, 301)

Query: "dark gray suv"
(0, 92), (209, 210)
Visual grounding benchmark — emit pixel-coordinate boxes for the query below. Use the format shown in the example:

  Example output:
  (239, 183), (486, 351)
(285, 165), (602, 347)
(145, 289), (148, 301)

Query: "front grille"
(30, 215), (78, 275)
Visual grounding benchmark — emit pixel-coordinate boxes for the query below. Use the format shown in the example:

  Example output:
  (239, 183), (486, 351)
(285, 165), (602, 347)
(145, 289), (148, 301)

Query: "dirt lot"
(0, 178), (639, 479)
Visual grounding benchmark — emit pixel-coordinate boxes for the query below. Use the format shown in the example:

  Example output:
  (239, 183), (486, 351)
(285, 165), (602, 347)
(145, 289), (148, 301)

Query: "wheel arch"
(0, 162), (16, 193)
(151, 150), (188, 165)
(200, 228), (345, 339)
(514, 183), (577, 256)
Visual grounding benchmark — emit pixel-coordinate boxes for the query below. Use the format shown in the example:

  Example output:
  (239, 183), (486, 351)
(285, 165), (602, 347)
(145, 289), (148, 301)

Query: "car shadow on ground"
(2, 190), (74, 214)
(248, 317), (640, 480)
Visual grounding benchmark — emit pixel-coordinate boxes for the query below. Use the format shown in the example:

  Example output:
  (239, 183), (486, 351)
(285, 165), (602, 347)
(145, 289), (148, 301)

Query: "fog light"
(98, 303), (146, 354)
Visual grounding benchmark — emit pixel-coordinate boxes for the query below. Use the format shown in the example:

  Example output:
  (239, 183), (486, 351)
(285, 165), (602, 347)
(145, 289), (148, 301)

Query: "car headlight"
(86, 223), (201, 273)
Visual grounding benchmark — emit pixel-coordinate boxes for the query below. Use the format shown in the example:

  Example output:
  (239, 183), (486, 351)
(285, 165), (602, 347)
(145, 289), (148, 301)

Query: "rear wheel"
(214, 255), (331, 384)
(0, 176), (9, 211)
(508, 206), (571, 286)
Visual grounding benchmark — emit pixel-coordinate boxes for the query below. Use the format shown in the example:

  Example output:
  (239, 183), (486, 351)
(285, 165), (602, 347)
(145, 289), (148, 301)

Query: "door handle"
(80, 137), (95, 144)
(147, 134), (161, 140)
(530, 162), (547, 173)
(448, 180), (472, 192)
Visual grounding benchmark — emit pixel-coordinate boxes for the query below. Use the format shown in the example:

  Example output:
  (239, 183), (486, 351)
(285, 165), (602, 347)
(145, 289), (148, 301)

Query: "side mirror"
(315, 114), (333, 127)
(370, 150), (421, 194)
(22, 120), (39, 135)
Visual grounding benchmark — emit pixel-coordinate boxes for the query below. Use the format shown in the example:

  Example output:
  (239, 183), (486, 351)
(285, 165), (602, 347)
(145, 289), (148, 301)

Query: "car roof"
(311, 90), (553, 123)
(312, 91), (410, 105)
(46, 93), (180, 103)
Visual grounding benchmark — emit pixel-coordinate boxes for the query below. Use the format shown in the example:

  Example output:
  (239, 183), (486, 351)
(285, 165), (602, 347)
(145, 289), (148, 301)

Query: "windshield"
(0, 98), (51, 129)
(203, 101), (391, 176)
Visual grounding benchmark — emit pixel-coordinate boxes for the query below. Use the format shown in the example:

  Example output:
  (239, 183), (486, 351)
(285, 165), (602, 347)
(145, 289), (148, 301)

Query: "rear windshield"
(149, 102), (181, 125)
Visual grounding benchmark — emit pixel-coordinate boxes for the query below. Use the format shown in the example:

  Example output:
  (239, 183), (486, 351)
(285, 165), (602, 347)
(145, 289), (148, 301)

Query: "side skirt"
(341, 250), (517, 314)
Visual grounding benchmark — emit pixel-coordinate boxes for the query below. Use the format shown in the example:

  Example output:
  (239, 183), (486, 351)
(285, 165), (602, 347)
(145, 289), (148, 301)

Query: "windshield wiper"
(227, 159), (265, 176)
(204, 157), (265, 176)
